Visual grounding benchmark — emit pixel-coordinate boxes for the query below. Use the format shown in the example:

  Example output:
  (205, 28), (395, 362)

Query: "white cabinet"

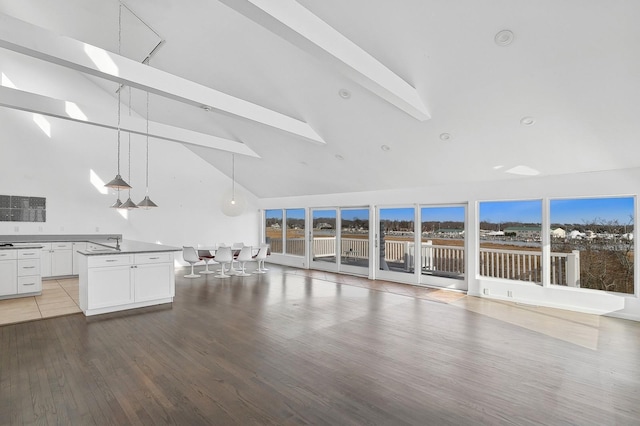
(0, 249), (41, 298)
(0, 250), (18, 296)
(39, 243), (52, 278)
(72, 242), (87, 275)
(40, 242), (73, 277)
(79, 251), (175, 316)
(88, 264), (134, 309)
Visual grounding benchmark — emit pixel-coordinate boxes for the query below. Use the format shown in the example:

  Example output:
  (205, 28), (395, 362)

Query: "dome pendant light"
(137, 71), (157, 209)
(105, 3), (131, 193)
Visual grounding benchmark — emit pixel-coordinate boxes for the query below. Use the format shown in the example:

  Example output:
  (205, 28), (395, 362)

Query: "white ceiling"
(1, 0), (639, 198)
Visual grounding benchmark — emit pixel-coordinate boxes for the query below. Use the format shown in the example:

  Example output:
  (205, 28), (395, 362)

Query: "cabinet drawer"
(18, 259), (40, 276)
(134, 252), (173, 264)
(0, 250), (17, 260)
(52, 242), (73, 250)
(88, 254), (133, 268)
(18, 249), (40, 259)
(18, 276), (42, 294)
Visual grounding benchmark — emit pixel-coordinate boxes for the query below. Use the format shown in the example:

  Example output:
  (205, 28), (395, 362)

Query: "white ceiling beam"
(0, 85), (260, 158)
(219, 0), (430, 121)
(0, 12), (324, 144)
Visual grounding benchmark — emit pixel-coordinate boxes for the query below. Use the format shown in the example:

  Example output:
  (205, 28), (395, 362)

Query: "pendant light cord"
(232, 154), (235, 202)
(145, 65), (150, 195)
(116, 2), (122, 175)
(128, 85), (132, 197)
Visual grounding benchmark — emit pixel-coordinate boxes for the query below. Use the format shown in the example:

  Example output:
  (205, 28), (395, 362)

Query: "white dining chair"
(213, 246), (233, 278)
(182, 246), (202, 278)
(197, 248), (216, 274)
(235, 246), (254, 277)
(252, 246), (269, 274)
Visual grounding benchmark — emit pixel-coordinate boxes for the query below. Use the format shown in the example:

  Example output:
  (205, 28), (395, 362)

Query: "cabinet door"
(51, 250), (73, 276)
(87, 265), (133, 309)
(134, 263), (174, 302)
(40, 246), (52, 278)
(0, 260), (17, 296)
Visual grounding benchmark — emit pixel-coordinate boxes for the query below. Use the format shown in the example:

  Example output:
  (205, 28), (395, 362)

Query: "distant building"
(435, 228), (464, 237)
(568, 230), (585, 239)
(551, 228), (566, 238)
(503, 226), (541, 240)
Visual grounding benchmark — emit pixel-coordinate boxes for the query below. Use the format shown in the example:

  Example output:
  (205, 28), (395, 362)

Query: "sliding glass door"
(339, 208), (370, 275)
(310, 209), (337, 270)
(377, 206), (417, 283)
(418, 205), (467, 290)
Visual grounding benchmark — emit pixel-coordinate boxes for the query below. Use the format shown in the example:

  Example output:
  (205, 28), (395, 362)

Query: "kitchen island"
(77, 240), (181, 316)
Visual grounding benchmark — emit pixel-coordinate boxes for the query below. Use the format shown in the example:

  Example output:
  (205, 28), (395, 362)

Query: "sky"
(550, 197), (634, 224)
(480, 200), (542, 223)
(268, 197), (634, 224)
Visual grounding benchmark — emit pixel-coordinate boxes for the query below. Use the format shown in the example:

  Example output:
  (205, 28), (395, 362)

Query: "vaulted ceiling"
(1, 0), (639, 198)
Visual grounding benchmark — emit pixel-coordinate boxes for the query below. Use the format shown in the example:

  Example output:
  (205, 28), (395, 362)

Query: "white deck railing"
(302, 236), (580, 286)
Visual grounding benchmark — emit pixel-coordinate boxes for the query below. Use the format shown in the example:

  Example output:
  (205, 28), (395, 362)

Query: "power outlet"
(95, 227), (100, 232)
(483, 288), (490, 295)
(13, 226), (19, 232)
(38, 226), (43, 232)
(507, 290), (513, 297)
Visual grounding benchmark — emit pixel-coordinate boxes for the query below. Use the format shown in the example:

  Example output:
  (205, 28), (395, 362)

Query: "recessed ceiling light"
(338, 89), (351, 99)
(381, 145), (391, 151)
(520, 116), (535, 126)
(439, 133), (452, 141)
(335, 154), (344, 160)
(495, 30), (514, 46)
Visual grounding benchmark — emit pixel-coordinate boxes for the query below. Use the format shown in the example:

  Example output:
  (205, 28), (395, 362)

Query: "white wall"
(0, 107), (260, 263)
(257, 167), (640, 321)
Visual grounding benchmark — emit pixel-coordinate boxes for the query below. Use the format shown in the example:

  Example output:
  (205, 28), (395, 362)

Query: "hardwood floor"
(1, 265), (639, 425)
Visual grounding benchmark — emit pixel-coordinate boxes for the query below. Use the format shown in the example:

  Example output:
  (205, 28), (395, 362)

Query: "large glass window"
(265, 209), (283, 254)
(550, 197), (634, 294)
(379, 207), (415, 274)
(285, 208), (305, 256)
(479, 200), (542, 284)
(421, 206), (465, 280)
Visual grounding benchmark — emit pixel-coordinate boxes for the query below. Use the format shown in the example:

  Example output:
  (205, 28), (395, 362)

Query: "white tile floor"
(0, 278), (81, 326)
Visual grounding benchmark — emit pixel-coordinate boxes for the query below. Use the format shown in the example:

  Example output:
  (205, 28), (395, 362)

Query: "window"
(479, 200), (542, 284)
(550, 197), (634, 294)
(285, 208), (305, 256)
(265, 209), (283, 254)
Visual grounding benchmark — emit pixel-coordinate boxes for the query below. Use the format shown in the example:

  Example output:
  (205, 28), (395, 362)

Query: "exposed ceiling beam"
(218, 0), (430, 121)
(0, 12), (324, 144)
(0, 85), (260, 158)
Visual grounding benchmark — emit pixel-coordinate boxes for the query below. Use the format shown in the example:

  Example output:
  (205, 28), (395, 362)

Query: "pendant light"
(110, 190), (123, 208)
(105, 2), (131, 192)
(221, 154), (246, 217)
(120, 86), (138, 210)
(137, 64), (157, 209)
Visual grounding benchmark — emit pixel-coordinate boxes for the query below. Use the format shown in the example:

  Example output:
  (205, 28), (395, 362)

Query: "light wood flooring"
(0, 278), (80, 326)
(1, 265), (639, 425)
